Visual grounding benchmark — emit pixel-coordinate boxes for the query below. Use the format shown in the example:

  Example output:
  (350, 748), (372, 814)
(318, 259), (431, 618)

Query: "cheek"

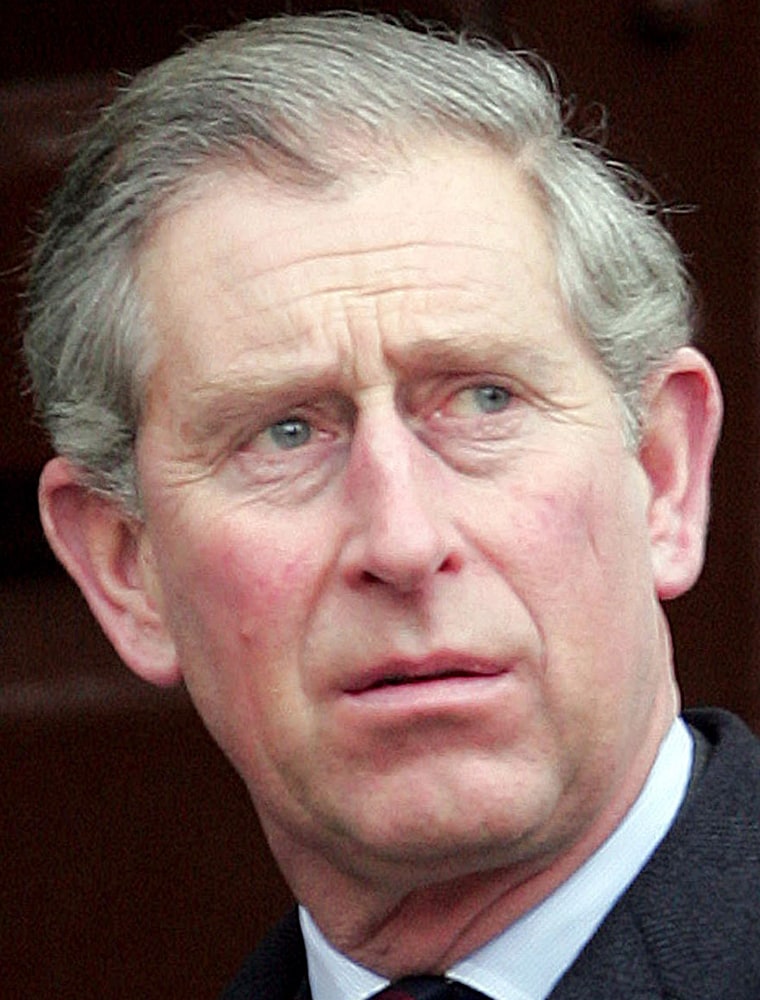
(528, 475), (658, 701)
(475, 465), (658, 765)
(178, 526), (318, 630)
(152, 510), (331, 712)
(483, 478), (617, 583)
(157, 521), (328, 775)
(472, 455), (651, 646)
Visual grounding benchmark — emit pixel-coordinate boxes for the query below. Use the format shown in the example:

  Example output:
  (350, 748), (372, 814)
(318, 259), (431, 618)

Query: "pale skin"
(39, 140), (722, 975)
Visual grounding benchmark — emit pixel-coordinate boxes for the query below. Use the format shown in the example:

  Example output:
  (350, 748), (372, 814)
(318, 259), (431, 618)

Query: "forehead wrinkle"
(232, 237), (502, 275)
(236, 264), (512, 355)
(215, 236), (506, 308)
(245, 278), (439, 324)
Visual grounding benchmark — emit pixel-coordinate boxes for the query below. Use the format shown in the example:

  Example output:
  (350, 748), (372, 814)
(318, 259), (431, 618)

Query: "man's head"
(27, 13), (694, 513)
(26, 12), (722, 971)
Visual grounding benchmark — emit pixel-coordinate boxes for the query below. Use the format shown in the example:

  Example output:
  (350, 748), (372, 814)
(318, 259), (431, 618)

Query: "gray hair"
(23, 11), (693, 513)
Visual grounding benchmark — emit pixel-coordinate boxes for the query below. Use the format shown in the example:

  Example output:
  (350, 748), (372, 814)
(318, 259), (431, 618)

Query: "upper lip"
(343, 652), (510, 694)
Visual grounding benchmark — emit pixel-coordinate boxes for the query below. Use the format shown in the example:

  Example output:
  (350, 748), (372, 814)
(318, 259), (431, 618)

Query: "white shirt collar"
(301, 717), (694, 1000)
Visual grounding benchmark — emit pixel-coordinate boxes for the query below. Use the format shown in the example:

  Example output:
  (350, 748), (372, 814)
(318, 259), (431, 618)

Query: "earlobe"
(38, 456), (181, 686)
(638, 347), (723, 601)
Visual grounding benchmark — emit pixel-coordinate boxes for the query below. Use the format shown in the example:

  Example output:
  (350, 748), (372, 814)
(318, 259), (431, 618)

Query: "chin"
(338, 791), (559, 878)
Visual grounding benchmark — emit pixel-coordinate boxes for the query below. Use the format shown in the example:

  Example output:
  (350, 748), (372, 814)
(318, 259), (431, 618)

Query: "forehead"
(136, 142), (587, 397)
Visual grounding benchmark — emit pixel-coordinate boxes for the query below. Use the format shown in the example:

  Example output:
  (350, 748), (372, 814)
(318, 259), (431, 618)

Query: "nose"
(340, 408), (460, 594)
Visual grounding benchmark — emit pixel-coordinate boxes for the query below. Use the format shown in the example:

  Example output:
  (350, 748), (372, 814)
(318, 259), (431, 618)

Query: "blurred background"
(1, 1), (758, 997)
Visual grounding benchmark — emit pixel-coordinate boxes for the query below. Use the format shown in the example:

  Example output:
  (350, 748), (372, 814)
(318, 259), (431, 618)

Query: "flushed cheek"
(475, 478), (614, 592)
(172, 517), (323, 638)
(530, 448), (640, 579)
(154, 515), (328, 748)
(473, 464), (647, 672)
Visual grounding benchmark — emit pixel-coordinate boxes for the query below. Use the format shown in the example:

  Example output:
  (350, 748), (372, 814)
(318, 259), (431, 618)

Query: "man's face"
(134, 143), (676, 896)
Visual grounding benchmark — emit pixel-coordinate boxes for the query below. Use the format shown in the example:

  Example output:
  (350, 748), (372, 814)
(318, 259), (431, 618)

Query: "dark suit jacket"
(220, 709), (760, 999)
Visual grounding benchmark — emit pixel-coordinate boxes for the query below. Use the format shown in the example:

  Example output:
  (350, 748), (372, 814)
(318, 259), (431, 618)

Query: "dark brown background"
(2, 1), (758, 997)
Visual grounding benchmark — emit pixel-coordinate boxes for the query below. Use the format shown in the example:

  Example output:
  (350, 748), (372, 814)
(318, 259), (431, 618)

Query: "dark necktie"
(373, 976), (492, 1000)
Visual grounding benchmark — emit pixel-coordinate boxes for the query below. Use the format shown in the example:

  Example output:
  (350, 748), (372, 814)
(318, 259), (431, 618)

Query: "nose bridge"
(342, 403), (454, 591)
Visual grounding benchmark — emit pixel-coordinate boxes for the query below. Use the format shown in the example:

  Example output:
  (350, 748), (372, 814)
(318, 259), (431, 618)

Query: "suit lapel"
(548, 901), (666, 999)
(551, 711), (760, 1000)
(293, 975), (311, 1000)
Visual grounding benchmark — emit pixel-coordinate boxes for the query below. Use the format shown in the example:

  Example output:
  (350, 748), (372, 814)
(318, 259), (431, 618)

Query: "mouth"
(364, 667), (488, 690)
(344, 653), (510, 697)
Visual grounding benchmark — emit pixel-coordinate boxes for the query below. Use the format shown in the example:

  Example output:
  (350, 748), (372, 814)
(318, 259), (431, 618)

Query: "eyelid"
(233, 411), (310, 454)
(234, 395), (354, 454)
(405, 373), (518, 416)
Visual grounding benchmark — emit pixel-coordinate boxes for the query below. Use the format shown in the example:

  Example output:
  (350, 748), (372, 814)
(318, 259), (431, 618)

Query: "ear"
(638, 347), (723, 600)
(38, 456), (180, 686)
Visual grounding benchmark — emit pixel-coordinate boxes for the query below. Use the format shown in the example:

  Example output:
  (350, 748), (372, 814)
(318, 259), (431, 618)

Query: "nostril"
(351, 544), (461, 594)
(439, 553), (461, 574)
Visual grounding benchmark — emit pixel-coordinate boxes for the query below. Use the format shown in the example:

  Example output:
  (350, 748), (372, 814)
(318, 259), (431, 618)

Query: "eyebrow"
(387, 331), (559, 381)
(182, 330), (564, 443)
(185, 363), (342, 442)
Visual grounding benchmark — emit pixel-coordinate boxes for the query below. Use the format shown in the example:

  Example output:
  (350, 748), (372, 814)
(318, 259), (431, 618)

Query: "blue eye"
(472, 385), (511, 413)
(268, 417), (312, 449)
(441, 383), (513, 420)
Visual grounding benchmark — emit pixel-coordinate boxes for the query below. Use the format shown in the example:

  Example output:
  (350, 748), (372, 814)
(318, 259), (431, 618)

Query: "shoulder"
(635, 708), (760, 925)
(553, 708), (760, 999)
(685, 704), (760, 761)
(649, 707), (760, 889)
(218, 908), (307, 1000)
(682, 706), (760, 813)
(632, 708), (760, 991)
